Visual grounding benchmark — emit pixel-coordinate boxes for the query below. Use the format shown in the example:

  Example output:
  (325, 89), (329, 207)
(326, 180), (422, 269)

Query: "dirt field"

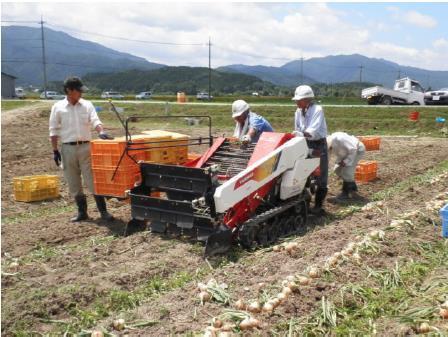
(1, 102), (448, 336)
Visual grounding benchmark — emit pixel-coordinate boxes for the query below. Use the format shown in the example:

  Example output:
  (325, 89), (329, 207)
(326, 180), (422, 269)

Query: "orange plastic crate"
(91, 137), (147, 169)
(93, 166), (141, 198)
(355, 160), (378, 183)
(358, 137), (381, 151)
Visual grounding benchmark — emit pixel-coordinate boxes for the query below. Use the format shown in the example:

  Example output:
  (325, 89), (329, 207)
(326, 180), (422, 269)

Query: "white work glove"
(292, 130), (304, 137)
(242, 134), (251, 143)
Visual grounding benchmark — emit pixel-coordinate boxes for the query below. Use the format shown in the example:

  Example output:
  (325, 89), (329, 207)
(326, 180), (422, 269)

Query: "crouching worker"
(327, 132), (366, 202)
(232, 99), (273, 143)
(49, 76), (115, 222)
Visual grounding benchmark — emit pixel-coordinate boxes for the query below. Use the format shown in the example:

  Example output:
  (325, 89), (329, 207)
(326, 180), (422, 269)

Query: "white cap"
(292, 85), (314, 101)
(232, 99), (250, 118)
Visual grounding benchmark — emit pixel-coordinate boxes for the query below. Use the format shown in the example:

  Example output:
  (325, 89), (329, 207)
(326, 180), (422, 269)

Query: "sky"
(2, 2), (448, 71)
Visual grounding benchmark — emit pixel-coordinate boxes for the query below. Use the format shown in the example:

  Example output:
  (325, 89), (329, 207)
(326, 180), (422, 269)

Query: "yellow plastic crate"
(142, 130), (189, 164)
(13, 175), (60, 202)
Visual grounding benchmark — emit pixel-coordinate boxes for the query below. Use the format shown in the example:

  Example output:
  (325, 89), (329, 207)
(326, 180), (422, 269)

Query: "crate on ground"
(440, 204), (448, 238)
(142, 130), (190, 164)
(91, 136), (147, 169)
(358, 136), (381, 151)
(13, 175), (60, 202)
(93, 166), (141, 198)
(355, 160), (378, 183)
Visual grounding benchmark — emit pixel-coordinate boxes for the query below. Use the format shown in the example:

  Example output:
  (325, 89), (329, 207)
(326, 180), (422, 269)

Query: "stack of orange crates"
(358, 136), (381, 151)
(355, 160), (378, 183)
(91, 136), (147, 198)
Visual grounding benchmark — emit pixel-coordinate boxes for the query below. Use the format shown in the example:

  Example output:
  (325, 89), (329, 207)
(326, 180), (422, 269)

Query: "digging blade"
(204, 229), (233, 256)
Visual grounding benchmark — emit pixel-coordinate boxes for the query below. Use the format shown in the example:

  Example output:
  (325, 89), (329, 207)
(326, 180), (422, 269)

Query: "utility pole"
(358, 65), (363, 83)
(40, 16), (48, 99)
(397, 69), (401, 79)
(300, 55), (304, 84)
(208, 37), (211, 100)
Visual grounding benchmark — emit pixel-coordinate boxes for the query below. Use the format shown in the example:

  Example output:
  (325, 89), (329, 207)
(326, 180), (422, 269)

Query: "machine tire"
(412, 101), (420, 105)
(381, 96), (392, 105)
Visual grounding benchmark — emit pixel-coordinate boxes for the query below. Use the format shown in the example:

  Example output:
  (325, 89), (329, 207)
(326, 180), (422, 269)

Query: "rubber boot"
(333, 181), (350, 202)
(71, 195), (88, 222)
(348, 181), (361, 199)
(310, 187), (328, 215)
(94, 195), (114, 221)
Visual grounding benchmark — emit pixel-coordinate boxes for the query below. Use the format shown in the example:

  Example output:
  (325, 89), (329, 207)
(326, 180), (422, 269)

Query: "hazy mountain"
(1, 25), (166, 86)
(217, 64), (317, 86)
(220, 54), (448, 89)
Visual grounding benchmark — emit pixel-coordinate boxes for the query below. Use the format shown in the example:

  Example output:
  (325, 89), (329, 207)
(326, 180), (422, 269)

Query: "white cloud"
(1, 3), (447, 70)
(433, 38), (448, 49)
(403, 10), (437, 29)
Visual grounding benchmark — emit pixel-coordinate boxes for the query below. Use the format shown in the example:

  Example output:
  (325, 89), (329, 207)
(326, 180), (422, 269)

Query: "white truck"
(361, 77), (425, 105)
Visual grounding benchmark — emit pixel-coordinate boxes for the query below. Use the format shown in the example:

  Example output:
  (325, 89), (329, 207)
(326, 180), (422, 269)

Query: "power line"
(213, 44), (293, 61)
(46, 23), (205, 46)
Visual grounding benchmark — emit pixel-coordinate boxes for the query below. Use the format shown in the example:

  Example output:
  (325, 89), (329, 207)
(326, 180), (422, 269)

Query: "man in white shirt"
(327, 132), (366, 202)
(49, 77), (114, 222)
(292, 85), (328, 215)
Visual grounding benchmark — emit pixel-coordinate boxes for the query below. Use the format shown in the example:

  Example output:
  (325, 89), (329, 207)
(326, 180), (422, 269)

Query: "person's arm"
(304, 106), (325, 140)
(49, 105), (61, 166)
(89, 103), (113, 139)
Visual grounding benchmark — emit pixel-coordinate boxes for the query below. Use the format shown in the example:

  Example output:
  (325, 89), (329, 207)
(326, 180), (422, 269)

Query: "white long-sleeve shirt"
(329, 132), (363, 166)
(49, 98), (102, 143)
(294, 103), (327, 141)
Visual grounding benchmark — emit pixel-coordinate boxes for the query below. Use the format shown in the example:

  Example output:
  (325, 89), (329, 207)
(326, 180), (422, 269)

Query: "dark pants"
(307, 138), (328, 189)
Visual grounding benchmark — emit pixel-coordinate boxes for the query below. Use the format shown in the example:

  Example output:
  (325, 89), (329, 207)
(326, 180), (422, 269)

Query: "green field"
(0, 100), (36, 111)
(90, 102), (448, 138)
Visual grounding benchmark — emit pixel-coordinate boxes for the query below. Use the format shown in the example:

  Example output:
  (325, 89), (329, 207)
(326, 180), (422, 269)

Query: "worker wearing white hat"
(327, 132), (366, 202)
(232, 99), (273, 143)
(292, 85), (328, 215)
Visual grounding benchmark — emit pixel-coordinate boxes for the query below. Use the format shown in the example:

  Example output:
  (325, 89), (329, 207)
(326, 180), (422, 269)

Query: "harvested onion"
(199, 291), (211, 304)
(248, 301), (261, 313)
(277, 292), (287, 302)
(282, 286), (292, 296)
(213, 319), (223, 328)
(91, 331), (104, 337)
(287, 281), (299, 291)
(417, 322), (431, 333)
(273, 245), (281, 252)
(239, 317), (252, 330)
(270, 298), (281, 308)
(112, 318), (125, 331)
(286, 275), (295, 282)
(440, 308), (448, 319)
(297, 276), (311, 285)
(441, 301), (448, 309)
(285, 242), (298, 253)
(262, 302), (274, 313)
(248, 317), (260, 328)
(234, 299), (245, 310)
(308, 267), (320, 278)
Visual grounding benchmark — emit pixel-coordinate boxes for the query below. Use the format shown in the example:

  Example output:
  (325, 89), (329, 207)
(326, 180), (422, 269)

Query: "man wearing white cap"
(327, 132), (365, 202)
(232, 99), (273, 143)
(292, 85), (328, 215)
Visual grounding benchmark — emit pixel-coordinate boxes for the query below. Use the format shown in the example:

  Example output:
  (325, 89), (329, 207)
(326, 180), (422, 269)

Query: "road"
(6, 99), (447, 108)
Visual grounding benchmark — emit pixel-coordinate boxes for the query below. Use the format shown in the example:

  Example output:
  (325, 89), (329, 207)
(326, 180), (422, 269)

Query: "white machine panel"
(213, 137), (311, 213)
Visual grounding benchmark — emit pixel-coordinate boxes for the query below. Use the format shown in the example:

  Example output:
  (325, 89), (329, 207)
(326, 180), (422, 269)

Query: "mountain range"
(2, 25), (448, 90)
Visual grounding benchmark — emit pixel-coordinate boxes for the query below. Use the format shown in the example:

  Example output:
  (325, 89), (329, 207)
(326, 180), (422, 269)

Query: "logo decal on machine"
(234, 152), (282, 190)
